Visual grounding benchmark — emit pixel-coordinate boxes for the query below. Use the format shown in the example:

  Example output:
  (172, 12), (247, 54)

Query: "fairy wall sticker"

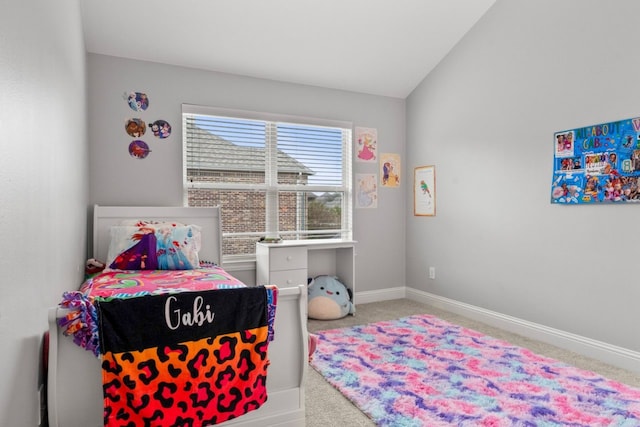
(551, 116), (640, 204)
(355, 127), (377, 162)
(380, 153), (401, 188)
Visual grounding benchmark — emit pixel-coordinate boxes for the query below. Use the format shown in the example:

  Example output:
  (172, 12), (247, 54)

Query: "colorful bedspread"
(58, 266), (278, 426)
(58, 265), (253, 356)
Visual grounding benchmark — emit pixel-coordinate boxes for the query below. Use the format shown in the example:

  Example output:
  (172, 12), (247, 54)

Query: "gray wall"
(406, 0), (640, 353)
(0, 0), (88, 425)
(87, 54), (406, 292)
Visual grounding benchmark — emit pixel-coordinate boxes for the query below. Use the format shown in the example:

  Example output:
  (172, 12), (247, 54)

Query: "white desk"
(256, 239), (357, 305)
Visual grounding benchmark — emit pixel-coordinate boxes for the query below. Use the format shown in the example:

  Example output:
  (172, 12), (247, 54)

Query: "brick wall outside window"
(187, 169), (308, 256)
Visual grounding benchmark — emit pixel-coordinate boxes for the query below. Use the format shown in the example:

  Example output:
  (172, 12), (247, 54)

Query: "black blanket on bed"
(97, 287), (272, 427)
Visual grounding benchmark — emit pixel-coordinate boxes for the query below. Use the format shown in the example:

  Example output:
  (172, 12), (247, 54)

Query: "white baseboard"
(357, 287), (640, 374)
(355, 287), (406, 305)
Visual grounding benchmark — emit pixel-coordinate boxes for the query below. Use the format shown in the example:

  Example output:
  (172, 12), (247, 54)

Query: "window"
(182, 105), (352, 260)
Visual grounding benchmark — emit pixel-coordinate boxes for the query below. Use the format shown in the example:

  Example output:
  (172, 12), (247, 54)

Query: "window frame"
(182, 104), (353, 261)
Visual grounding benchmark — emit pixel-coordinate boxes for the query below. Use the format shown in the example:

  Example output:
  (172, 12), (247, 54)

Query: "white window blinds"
(183, 104), (352, 258)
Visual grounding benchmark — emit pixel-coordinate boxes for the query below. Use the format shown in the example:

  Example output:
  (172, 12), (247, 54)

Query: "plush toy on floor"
(307, 275), (355, 320)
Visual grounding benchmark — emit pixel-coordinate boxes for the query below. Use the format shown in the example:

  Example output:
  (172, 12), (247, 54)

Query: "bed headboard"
(92, 205), (223, 266)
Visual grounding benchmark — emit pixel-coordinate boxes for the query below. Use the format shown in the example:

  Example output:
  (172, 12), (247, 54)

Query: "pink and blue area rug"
(310, 315), (640, 426)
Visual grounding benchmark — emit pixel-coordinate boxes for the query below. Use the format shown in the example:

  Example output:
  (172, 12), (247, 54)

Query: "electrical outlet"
(429, 266), (436, 280)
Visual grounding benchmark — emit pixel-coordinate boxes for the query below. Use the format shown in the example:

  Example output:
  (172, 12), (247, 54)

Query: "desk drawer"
(270, 269), (308, 287)
(269, 247), (308, 271)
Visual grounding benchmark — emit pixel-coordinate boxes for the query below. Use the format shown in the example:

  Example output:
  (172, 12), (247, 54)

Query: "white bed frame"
(47, 205), (308, 427)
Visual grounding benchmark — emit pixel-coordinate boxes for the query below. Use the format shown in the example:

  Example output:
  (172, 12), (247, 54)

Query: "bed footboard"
(47, 285), (308, 427)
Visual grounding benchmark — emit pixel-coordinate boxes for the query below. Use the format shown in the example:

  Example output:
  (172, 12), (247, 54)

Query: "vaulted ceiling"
(80, 0), (496, 98)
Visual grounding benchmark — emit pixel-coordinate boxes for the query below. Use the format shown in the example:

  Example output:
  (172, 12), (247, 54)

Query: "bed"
(47, 205), (308, 427)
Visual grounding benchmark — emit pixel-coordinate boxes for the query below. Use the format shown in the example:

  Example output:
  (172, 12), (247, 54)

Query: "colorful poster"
(380, 153), (401, 188)
(551, 116), (640, 204)
(355, 127), (377, 163)
(356, 174), (378, 208)
(414, 166), (435, 216)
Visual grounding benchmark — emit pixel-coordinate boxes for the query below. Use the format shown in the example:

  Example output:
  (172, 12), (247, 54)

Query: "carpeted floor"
(305, 299), (640, 426)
